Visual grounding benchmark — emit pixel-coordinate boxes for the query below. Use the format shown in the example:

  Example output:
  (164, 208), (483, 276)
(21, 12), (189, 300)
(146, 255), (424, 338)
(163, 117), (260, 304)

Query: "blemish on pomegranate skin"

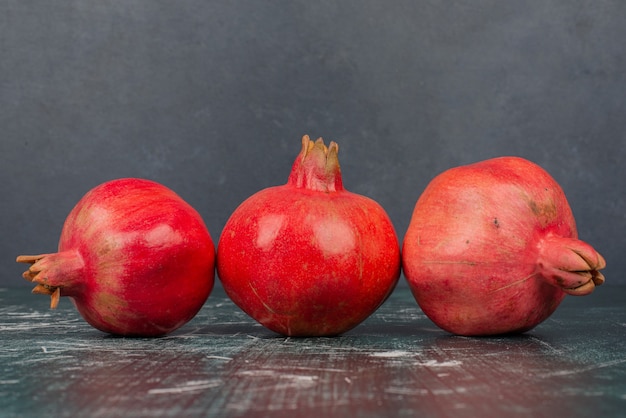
(554, 276), (565, 286)
(529, 200), (540, 216)
(529, 199), (557, 220)
(493, 218), (500, 228)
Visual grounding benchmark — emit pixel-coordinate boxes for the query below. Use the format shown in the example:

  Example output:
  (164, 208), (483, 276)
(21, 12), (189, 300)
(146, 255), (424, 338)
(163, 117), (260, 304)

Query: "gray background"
(2, 1), (624, 288)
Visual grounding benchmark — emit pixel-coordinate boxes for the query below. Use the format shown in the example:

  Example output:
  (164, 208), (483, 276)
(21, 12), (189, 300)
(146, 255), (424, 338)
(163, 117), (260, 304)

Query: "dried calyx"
(538, 234), (606, 296)
(288, 135), (343, 192)
(17, 254), (64, 308)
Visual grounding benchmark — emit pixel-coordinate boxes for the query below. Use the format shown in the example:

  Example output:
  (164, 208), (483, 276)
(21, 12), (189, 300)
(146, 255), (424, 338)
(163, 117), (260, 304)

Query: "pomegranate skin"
(217, 136), (401, 337)
(18, 178), (215, 337)
(402, 157), (605, 336)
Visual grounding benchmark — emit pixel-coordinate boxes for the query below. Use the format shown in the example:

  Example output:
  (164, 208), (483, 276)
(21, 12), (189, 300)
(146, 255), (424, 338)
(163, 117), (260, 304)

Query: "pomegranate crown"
(287, 135), (344, 192)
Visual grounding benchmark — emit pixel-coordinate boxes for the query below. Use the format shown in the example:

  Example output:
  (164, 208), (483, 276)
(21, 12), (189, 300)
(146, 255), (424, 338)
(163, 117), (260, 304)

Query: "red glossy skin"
(217, 137), (401, 337)
(402, 157), (605, 336)
(19, 179), (215, 336)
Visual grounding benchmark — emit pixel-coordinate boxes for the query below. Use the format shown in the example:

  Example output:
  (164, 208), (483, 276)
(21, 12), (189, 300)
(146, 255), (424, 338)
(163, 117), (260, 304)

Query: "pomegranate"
(217, 135), (401, 337)
(402, 156), (605, 336)
(17, 178), (215, 337)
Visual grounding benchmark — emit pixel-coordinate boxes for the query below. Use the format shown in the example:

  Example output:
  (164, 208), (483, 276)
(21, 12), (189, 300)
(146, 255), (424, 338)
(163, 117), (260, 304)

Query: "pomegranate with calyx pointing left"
(17, 178), (215, 337)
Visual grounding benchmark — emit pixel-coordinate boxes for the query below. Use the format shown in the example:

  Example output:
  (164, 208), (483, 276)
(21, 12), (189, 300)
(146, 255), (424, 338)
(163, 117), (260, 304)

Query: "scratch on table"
(5, 311), (53, 319)
(526, 335), (565, 354)
(206, 355), (233, 361)
(538, 358), (626, 378)
(233, 370), (320, 392)
(236, 370), (319, 382)
(369, 350), (412, 358)
(147, 379), (222, 395)
(269, 365), (348, 373)
(385, 387), (430, 396)
(0, 323), (55, 332)
(18, 355), (76, 364)
(0, 380), (20, 385)
(39, 345), (79, 354)
(430, 388), (457, 395)
(414, 360), (463, 367)
(0, 317), (81, 332)
(366, 350), (463, 368)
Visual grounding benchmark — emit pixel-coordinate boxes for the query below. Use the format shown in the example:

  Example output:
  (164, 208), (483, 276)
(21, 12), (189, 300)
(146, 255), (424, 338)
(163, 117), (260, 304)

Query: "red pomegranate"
(217, 136), (401, 336)
(17, 178), (215, 337)
(402, 157), (605, 336)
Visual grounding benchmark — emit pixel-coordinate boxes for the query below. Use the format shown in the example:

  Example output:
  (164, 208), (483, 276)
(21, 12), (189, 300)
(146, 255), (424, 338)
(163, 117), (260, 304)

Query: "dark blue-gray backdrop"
(2, 1), (624, 288)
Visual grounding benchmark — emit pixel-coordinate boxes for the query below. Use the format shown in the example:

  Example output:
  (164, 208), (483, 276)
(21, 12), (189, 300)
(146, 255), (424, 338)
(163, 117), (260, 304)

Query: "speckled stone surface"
(1, 285), (625, 417)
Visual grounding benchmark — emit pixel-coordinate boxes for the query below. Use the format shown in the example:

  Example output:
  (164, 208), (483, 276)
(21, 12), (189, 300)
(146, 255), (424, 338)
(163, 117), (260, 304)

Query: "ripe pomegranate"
(17, 178), (215, 337)
(402, 157), (605, 336)
(217, 136), (401, 337)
